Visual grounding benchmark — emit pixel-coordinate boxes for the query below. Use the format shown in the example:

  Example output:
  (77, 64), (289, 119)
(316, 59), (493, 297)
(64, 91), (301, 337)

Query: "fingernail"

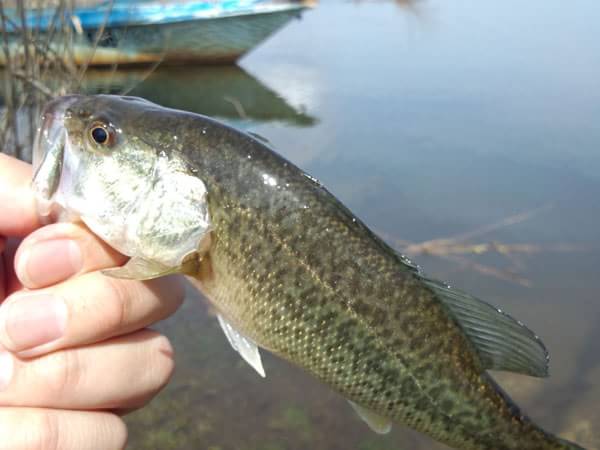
(17, 239), (82, 287)
(0, 350), (13, 391)
(0, 293), (67, 352)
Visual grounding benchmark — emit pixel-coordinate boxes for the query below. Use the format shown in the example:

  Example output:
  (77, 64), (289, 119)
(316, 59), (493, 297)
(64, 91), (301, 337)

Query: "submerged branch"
(384, 205), (590, 286)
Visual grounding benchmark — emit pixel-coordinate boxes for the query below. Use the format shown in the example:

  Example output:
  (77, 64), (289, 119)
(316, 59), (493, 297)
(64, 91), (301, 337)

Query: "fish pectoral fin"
(422, 277), (549, 378)
(102, 257), (182, 280)
(348, 401), (392, 434)
(102, 251), (201, 281)
(217, 314), (266, 378)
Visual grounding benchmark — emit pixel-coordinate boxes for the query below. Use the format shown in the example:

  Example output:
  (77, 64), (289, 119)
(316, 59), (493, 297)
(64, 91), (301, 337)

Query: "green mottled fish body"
(184, 119), (574, 450)
(32, 95), (585, 450)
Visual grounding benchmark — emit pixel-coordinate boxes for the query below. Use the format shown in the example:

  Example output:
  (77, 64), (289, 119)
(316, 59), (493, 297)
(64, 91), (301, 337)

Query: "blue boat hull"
(1, 1), (309, 65)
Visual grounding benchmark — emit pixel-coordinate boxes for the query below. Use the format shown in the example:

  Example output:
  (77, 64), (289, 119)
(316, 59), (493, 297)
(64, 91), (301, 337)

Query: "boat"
(0, 0), (314, 66)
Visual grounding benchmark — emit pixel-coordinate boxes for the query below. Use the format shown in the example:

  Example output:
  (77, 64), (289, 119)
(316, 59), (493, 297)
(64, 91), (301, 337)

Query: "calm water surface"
(110, 1), (600, 448)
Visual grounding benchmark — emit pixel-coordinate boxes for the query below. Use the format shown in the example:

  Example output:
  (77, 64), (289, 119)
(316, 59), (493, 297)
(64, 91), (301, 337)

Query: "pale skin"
(0, 153), (185, 450)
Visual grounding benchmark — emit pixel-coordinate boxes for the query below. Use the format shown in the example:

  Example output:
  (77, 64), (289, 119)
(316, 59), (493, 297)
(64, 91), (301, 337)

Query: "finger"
(0, 154), (40, 237)
(0, 272), (184, 356)
(0, 237), (6, 300)
(0, 329), (174, 411)
(15, 222), (127, 289)
(0, 407), (127, 450)
(2, 238), (22, 297)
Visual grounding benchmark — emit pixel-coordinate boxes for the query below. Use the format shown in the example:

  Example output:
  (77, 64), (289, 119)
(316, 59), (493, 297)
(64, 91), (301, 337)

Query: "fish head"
(32, 94), (211, 267)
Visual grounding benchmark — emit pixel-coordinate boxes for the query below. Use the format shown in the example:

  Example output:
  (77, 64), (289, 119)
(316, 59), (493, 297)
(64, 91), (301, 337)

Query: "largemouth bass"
(32, 95), (585, 450)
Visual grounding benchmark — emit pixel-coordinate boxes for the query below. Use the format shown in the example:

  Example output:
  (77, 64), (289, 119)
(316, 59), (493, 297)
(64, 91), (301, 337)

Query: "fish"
(32, 94), (586, 450)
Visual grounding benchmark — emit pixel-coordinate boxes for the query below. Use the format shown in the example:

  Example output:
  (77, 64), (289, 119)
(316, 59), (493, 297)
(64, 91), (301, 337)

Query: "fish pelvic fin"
(217, 314), (266, 378)
(422, 276), (549, 378)
(348, 401), (392, 434)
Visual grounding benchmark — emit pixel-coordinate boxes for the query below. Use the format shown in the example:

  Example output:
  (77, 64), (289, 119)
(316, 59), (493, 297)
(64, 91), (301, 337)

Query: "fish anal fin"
(422, 277), (549, 378)
(217, 314), (266, 378)
(349, 401), (392, 434)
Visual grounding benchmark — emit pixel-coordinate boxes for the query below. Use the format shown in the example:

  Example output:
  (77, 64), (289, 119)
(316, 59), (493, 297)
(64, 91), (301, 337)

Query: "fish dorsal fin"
(422, 277), (549, 377)
(217, 315), (266, 378)
(348, 401), (392, 434)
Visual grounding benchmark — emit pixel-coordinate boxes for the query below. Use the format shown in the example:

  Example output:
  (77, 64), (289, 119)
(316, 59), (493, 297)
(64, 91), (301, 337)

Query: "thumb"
(0, 153), (41, 237)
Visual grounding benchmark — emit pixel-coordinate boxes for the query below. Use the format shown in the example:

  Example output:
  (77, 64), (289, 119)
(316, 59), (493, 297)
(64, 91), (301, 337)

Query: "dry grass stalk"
(384, 205), (589, 286)
(0, 0), (131, 161)
(0, 0), (163, 161)
(0, 0), (82, 161)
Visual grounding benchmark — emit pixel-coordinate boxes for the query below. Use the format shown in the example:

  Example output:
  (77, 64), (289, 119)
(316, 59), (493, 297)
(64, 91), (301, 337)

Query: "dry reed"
(0, 0), (91, 161)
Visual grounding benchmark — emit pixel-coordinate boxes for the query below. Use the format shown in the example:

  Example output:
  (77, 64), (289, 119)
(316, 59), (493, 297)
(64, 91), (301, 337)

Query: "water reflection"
(83, 66), (318, 128)
(0, 64), (317, 163)
(350, 0), (423, 13)
(2, 0), (597, 448)
(123, 0), (600, 448)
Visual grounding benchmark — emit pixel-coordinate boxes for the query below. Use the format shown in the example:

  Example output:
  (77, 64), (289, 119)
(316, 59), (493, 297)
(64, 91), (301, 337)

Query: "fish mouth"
(32, 95), (80, 223)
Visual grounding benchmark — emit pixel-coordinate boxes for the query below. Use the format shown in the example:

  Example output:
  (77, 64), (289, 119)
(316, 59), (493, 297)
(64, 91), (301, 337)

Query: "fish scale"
(32, 95), (585, 450)
(181, 112), (579, 450)
(185, 138), (552, 449)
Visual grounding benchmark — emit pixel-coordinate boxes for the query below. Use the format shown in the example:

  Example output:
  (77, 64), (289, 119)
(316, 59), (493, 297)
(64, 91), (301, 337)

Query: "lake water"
(12, 0), (600, 448)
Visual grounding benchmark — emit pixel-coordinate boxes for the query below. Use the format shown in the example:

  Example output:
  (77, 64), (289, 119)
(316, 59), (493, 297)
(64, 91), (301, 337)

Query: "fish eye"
(89, 122), (115, 146)
(91, 127), (108, 144)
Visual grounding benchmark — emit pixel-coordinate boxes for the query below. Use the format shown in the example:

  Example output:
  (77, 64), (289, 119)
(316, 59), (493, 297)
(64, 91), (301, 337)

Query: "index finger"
(0, 153), (41, 237)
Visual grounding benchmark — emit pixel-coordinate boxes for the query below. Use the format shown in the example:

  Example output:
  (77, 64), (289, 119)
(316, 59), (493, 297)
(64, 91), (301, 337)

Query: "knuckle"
(167, 276), (185, 307)
(111, 415), (129, 450)
(129, 333), (174, 409)
(35, 410), (60, 450)
(0, 409), (58, 450)
(132, 333), (175, 401)
(1, 410), (128, 450)
(147, 276), (185, 321)
(40, 350), (81, 397)
(101, 277), (132, 333)
(150, 334), (175, 387)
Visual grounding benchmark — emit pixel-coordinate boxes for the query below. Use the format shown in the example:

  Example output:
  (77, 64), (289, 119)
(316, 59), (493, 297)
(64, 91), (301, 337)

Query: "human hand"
(0, 153), (185, 449)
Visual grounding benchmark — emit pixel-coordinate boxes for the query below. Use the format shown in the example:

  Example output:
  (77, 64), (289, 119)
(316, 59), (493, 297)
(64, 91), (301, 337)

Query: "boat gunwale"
(3, 1), (310, 33)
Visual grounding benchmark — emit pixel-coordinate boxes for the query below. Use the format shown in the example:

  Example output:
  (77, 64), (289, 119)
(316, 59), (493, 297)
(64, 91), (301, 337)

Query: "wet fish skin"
(180, 111), (576, 450)
(33, 95), (585, 450)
